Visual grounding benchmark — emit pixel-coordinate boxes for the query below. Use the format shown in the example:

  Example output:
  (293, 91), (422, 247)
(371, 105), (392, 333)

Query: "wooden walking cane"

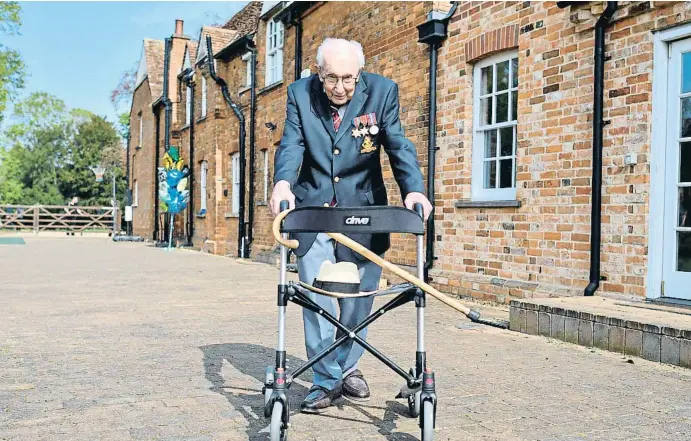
(272, 209), (507, 328)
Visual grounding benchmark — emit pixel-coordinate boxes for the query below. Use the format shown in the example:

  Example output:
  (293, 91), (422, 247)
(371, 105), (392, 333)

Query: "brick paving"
(1, 238), (691, 441)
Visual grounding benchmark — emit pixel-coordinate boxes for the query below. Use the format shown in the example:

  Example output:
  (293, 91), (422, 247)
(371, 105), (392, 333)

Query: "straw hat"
(301, 261), (361, 296)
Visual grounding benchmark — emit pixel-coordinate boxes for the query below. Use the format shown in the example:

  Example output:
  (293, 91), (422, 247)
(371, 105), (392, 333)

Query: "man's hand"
(270, 180), (295, 216)
(404, 192), (433, 220)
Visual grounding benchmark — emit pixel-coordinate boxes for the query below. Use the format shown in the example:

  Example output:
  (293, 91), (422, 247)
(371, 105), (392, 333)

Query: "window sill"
(256, 201), (268, 206)
(225, 212), (240, 218)
(180, 124), (190, 131)
(259, 80), (284, 95)
(195, 214), (206, 219)
(239, 85), (251, 95)
(196, 116), (208, 124)
(454, 200), (522, 209)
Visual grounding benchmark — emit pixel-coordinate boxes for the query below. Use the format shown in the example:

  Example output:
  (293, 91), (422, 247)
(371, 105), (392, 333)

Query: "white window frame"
(265, 18), (284, 86)
(133, 179), (139, 207)
(201, 75), (207, 118)
(262, 149), (269, 203)
(185, 85), (191, 126)
(648, 22), (691, 299)
(472, 50), (519, 202)
(200, 160), (208, 215)
(242, 52), (252, 87)
(138, 115), (143, 146)
(231, 153), (240, 215)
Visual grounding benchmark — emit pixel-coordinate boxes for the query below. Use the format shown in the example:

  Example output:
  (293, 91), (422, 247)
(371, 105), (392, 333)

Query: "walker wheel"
(420, 400), (434, 441)
(269, 401), (288, 441)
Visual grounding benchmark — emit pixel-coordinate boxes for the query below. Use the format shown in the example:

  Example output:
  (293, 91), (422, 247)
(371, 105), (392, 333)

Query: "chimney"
(174, 19), (184, 37)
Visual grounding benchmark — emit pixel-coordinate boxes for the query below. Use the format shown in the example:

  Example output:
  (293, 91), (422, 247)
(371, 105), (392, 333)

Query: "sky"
(3, 1), (250, 127)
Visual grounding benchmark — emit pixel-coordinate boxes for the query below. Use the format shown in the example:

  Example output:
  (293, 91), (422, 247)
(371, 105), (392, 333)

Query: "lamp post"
(90, 164), (117, 237)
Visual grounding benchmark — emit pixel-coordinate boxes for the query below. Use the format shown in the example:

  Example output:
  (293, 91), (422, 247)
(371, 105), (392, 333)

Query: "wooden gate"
(0, 205), (117, 234)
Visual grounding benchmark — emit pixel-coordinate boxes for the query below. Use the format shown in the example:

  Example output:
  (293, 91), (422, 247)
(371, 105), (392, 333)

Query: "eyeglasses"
(321, 70), (360, 87)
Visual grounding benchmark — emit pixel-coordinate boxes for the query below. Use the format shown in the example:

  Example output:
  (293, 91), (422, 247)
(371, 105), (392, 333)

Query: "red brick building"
(127, 1), (691, 304)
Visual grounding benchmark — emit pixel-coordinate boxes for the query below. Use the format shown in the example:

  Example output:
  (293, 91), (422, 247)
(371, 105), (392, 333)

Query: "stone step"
(509, 296), (691, 368)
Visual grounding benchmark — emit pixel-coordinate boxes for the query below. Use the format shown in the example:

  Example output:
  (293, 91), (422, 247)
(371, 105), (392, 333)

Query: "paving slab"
(1, 238), (691, 440)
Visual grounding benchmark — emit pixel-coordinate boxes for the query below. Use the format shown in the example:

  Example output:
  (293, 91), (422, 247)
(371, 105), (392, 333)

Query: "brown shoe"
(300, 385), (342, 414)
(343, 369), (370, 402)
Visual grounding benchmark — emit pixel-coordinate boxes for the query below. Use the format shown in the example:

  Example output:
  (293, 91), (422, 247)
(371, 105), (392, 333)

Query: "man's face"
(319, 50), (360, 106)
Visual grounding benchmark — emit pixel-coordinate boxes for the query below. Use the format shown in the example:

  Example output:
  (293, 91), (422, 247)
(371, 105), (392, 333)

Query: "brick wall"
(428, 0), (691, 302)
(129, 1), (691, 302)
(128, 78), (156, 240)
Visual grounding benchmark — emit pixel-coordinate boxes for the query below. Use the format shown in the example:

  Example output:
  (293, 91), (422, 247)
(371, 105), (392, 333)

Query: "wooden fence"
(0, 204), (118, 234)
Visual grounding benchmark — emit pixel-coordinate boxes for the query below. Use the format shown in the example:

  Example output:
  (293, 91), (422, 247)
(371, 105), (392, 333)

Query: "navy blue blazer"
(274, 71), (424, 258)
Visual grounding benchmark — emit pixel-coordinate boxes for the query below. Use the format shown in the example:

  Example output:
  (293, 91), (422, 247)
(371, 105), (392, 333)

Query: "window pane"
(496, 60), (509, 91)
(484, 160), (496, 189)
(481, 66), (493, 95)
(511, 57), (518, 88)
(683, 52), (691, 94)
(480, 97), (492, 125)
(500, 126), (514, 157)
(496, 92), (509, 123)
(682, 97), (691, 138)
(678, 231), (691, 272)
(681, 142), (691, 182)
(511, 90), (517, 122)
(679, 187), (691, 227)
(499, 158), (513, 188)
(484, 129), (497, 158)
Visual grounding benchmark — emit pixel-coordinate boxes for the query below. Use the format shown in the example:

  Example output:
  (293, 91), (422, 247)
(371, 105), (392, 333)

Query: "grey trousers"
(297, 233), (383, 390)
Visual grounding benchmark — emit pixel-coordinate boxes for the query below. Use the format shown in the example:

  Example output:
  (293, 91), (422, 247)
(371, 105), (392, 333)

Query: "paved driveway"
(1, 238), (690, 440)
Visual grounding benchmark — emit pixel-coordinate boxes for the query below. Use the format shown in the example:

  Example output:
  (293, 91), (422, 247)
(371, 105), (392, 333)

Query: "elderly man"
(271, 38), (432, 413)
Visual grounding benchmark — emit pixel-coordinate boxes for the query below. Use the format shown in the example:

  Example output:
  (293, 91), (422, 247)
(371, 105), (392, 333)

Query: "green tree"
(0, 92), (126, 207)
(59, 115), (124, 206)
(116, 112), (130, 140)
(15, 125), (70, 205)
(0, 2), (26, 124)
(0, 146), (24, 203)
(6, 91), (69, 142)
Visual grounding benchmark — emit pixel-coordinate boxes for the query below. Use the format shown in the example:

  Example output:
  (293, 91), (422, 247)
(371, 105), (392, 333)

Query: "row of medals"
(352, 115), (379, 154)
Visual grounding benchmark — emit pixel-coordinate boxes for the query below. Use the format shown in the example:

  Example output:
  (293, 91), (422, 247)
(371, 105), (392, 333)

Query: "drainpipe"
(163, 38), (173, 153)
(160, 37), (173, 244)
(585, 1), (618, 296)
(558, 2), (618, 296)
(125, 130), (132, 236)
(153, 110), (161, 241)
(206, 36), (247, 258)
(246, 40), (257, 255)
(293, 15), (303, 80)
(417, 2), (457, 282)
(182, 69), (195, 246)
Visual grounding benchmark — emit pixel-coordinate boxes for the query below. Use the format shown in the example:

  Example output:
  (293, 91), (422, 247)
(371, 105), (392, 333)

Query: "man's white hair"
(316, 38), (365, 70)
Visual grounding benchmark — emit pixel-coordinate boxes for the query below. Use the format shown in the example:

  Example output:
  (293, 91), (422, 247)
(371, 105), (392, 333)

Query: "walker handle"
(273, 200), (299, 249)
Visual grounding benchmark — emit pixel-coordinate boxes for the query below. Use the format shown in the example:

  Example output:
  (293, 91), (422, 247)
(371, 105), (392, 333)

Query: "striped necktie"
(331, 106), (341, 131)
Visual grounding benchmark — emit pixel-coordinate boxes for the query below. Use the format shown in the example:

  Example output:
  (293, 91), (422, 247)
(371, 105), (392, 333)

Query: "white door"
(663, 38), (691, 299)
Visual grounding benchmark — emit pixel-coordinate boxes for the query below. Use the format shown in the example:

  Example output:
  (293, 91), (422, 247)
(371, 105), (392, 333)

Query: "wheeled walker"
(264, 201), (437, 441)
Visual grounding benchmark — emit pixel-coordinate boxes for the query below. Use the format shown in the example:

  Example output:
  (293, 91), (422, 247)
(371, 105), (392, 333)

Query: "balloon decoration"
(158, 146), (190, 215)
(158, 146), (190, 249)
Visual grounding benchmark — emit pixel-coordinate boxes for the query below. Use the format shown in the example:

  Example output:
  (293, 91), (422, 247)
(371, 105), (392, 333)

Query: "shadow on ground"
(200, 343), (418, 440)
